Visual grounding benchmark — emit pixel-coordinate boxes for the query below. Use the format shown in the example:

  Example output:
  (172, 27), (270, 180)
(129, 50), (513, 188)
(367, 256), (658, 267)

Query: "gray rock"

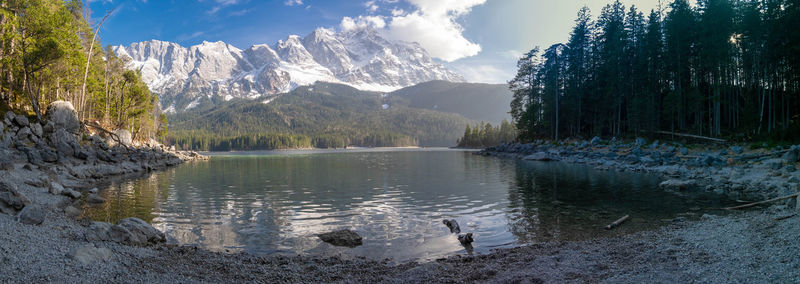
(730, 146), (744, 154)
(45, 101), (80, 132)
(635, 137), (646, 147)
(782, 148), (799, 163)
(0, 181), (29, 215)
(88, 188), (98, 194)
(680, 147), (689, 155)
(23, 147), (42, 165)
(49, 182), (64, 195)
(13, 115), (29, 127)
(117, 217), (166, 245)
(66, 244), (112, 265)
(17, 205), (45, 225)
(590, 136), (601, 146)
(64, 206), (81, 218)
(16, 126), (32, 142)
(61, 188), (81, 199)
(114, 129), (133, 146)
(30, 123), (42, 137)
(632, 147), (643, 157)
(85, 194), (106, 204)
(3, 111), (14, 125)
(785, 165), (797, 172)
(49, 128), (77, 157)
(318, 229), (363, 247)
(40, 149), (58, 163)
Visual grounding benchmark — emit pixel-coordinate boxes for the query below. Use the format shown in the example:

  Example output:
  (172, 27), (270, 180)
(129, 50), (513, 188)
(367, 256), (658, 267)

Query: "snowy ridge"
(114, 27), (464, 112)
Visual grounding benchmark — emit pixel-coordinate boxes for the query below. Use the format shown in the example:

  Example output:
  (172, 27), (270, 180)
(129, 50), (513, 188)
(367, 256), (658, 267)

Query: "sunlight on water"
(84, 148), (732, 262)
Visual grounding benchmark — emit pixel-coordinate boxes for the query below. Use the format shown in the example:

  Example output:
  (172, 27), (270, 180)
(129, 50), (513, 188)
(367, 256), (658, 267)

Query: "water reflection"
(83, 149), (731, 262)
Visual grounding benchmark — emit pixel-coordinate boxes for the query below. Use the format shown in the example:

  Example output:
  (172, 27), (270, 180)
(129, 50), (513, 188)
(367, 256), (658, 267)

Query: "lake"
(84, 148), (730, 262)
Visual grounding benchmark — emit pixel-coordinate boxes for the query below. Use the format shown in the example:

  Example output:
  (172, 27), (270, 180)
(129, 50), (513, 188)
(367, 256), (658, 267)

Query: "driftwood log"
(722, 193), (800, 210)
(650, 131), (727, 143)
(604, 215), (630, 230)
(84, 120), (129, 150)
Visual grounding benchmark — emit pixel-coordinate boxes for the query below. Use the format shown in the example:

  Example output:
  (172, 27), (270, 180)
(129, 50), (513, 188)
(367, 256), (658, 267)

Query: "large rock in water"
(116, 217), (166, 245)
(45, 101), (80, 133)
(318, 229), (363, 247)
(0, 181), (29, 215)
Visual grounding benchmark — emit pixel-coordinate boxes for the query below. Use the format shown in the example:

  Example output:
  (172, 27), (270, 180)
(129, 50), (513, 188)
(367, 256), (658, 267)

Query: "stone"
(49, 182), (64, 195)
(75, 150), (89, 160)
(730, 146), (744, 154)
(45, 101), (80, 133)
(66, 244), (112, 265)
(64, 206), (81, 218)
(457, 233), (474, 246)
(13, 115), (29, 127)
(16, 127), (32, 142)
(23, 147), (42, 165)
(632, 147), (643, 157)
(30, 123), (43, 137)
(635, 137), (647, 147)
(50, 128), (77, 157)
(782, 148), (799, 163)
(659, 179), (696, 190)
(85, 194), (106, 204)
(117, 217), (166, 245)
(85, 221), (135, 243)
(17, 205), (45, 225)
(590, 136), (602, 146)
(785, 165), (797, 172)
(40, 149), (58, 163)
(61, 188), (82, 199)
(0, 181), (29, 215)
(680, 147), (689, 155)
(3, 111), (14, 125)
(318, 229), (363, 247)
(88, 188), (98, 194)
(114, 129), (133, 146)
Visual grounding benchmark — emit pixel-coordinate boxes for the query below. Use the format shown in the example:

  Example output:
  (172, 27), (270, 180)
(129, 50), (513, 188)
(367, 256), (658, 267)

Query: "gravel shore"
(3, 110), (799, 284)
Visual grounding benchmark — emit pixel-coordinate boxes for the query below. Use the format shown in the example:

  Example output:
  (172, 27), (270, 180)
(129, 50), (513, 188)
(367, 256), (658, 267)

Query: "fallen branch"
(650, 131), (727, 143)
(733, 149), (791, 162)
(83, 120), (129, 150)
(722, 193), (800, 210)
(604, 215), (630, 230)
(775, 214), (796, 221)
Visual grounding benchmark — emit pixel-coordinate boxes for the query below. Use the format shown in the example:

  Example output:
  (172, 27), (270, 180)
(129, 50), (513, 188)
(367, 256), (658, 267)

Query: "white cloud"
(449, 63), (513, 84)
(284, 0), (303, 6)
(341, 0), (485, 62)
(340, 15), (386, 31)
(364, 1), (379, 13)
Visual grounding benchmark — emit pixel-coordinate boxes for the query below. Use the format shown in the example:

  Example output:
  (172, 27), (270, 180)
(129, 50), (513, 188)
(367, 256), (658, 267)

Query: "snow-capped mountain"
(114, 27), (465, 112)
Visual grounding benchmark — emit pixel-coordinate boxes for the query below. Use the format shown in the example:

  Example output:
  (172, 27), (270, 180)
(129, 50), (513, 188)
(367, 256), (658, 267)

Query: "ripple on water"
(83, 149), (735, 262)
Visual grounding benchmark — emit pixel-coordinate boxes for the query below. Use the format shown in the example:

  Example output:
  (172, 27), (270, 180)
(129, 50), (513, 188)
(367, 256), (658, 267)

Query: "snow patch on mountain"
(115, 27), (464, 112)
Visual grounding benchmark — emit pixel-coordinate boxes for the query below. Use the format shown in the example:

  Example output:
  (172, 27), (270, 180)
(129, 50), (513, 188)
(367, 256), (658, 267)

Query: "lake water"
(84, 148), (731, 262)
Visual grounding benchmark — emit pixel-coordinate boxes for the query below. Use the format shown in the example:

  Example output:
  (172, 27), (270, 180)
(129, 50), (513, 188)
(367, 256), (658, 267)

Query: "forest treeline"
(456, 120), (516, 148)
(0, 0), (165, 140)
(510, 0), (800, 143)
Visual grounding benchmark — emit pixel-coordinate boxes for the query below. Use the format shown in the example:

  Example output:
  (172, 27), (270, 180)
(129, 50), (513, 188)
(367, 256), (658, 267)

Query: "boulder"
(45, 101), (80, 133)
(17, 205), (45, 225)
(49, 182), (64, 195)
(30, 123), (43, 137)
(659, 179), (696, 190)
(114, 129), (132, 146)
(730, 146), (744, 155)
(85, 194), (106, 204)
(13, 115), (29, 127)
(16, 127), (32, 142)
(61, 188), (82, 199)
(782, 147), (799, 163)
(318, 229), (363, 247)
(66, 244), (112, 265)
(680, 147), (689, 155)
(49, 128), (77, 157)
(40, 149), (58, 163)
(635, 137), (647, 147)
(3, 111), (14, 125)
(116, 217), (166, 245)
(590, 136), (602, 146)
(64, 206), (81, 218)
(0, 181), (29, 215)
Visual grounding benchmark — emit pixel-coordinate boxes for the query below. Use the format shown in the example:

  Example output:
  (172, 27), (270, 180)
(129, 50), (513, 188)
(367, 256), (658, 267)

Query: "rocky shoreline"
(479, 138), (800, 203)
(3, 113), (800, 283)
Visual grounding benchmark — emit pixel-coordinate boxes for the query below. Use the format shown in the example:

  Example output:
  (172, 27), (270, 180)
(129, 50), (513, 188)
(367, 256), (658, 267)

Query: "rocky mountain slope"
(115, 27), (464, 113)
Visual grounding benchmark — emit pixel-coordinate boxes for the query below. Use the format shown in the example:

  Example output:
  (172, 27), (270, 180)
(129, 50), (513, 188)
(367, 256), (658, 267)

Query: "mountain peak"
(116, 26), (465, 112)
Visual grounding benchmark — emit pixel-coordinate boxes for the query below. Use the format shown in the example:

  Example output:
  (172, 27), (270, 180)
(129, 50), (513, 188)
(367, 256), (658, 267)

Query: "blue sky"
(89, 0), (663, 84)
